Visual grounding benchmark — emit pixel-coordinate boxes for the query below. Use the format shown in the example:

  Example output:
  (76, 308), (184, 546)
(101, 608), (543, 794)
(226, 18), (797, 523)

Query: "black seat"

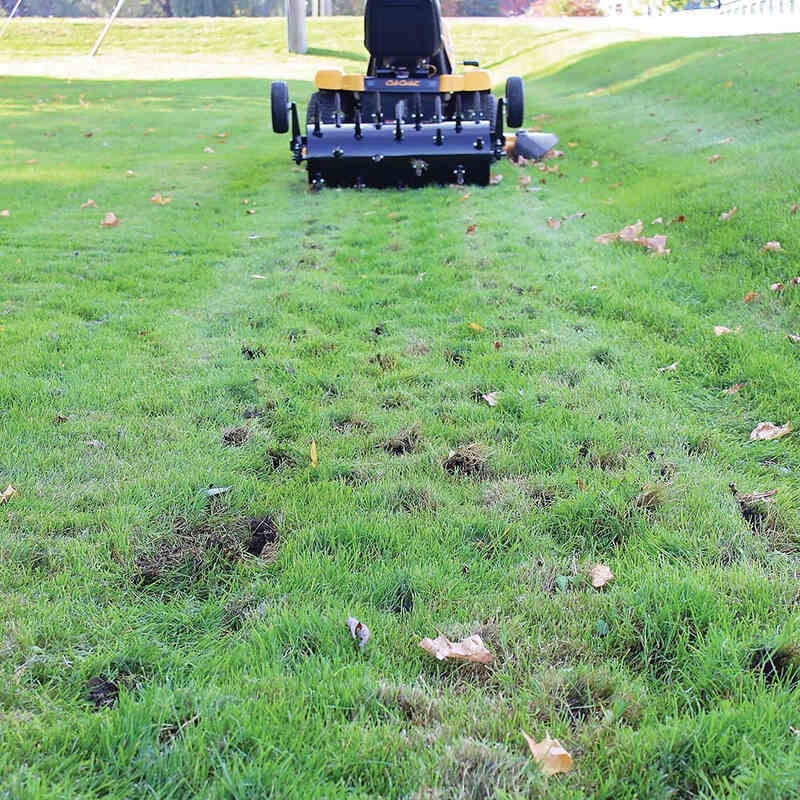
(364, 0), (444, 62)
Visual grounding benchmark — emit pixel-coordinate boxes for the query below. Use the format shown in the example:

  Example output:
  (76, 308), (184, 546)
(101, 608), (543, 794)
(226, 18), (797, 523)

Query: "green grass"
(2, 21), (800, 800)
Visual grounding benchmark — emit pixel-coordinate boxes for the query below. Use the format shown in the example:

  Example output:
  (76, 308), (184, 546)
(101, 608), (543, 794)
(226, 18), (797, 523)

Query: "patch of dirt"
(159, 713), (200, 745)
(240, 343), (266, 360)
(444, 348), (466, 367)
(246, 516), (279, 559)
(390, 487), (435, 513)
(331, 413), (371, 434)
(406, 339), (430, 357)
(265, 447), (296, 470)
(370, 352), (396, 371)
(749, 644), (800, 686)
(376, 680), (438, 725)
(383, 424), (420, 455)
(633, 483), (666, 511)
(443, 443), (490, 478)
(86, 675), (119, 709)
(222, 426), (249, 447)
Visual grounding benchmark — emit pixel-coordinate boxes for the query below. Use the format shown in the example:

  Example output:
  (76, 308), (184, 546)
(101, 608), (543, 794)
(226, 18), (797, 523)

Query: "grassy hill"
(1, 21), (800, 800)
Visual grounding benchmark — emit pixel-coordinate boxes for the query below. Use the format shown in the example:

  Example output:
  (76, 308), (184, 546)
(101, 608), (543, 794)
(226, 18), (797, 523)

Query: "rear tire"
(505, 76), (524, 129)
(271, 81), (289, 134)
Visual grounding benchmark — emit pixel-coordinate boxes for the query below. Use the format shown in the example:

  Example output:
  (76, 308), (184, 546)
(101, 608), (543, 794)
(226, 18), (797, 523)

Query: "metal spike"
(354, 109), (362, 139)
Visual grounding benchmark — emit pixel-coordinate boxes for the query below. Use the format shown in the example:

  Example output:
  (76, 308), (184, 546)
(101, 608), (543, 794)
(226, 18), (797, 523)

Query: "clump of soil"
(390, 486), (435, 513)
(371, 352), (396, 371)
(246, 516), (279, 559)
(332, 413), (371, 434)
(376, 680), (439, 725)
(86, 675), (119, 709)
(383, 424), (420, 455)
(749, 643), (800, 686)
(159, 713), (200, 745)
(241, 343), (266, 360)
(222, 426), (249, 447)
(633, 484), (665, 511)
(443, 443), (490, 477)
(265, 447), (296, 470)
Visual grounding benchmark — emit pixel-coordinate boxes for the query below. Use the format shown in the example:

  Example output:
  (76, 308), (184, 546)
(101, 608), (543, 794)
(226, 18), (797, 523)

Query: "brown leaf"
(489, 174), (503, 185)
(80, 199), (97, 209)
(594, 231), (619, 244)
(589, 563), (614, 588)
(150, 193), (171, 205)
(567, 141), (578, 148)
(633, 235), (669, 255)
(579, 177), (587, 183)
(466, 224), (477, 235)
(576, 477), (586, 491)
(761, 241), (783, 252)
(522, 731), (574, 776)
(100, 212), (119, 227)
(493, 341), (501, 350)
(310, 439), (318, 467)
(610, 181), (623, 189)
(345, 616), (370, 651)
(460, 192), (471, 202)
(743, 291), (759, 303)
(468, 322), (484, 332)
(770, 282), (784, 292)
(722, 383), (743, 394)
(619, 220), (644, 241)
(481, 392), (498, 407)
(419, 634), (492, 664)
(719, 206), (737, 221)
(790, 202), (798, 215)
(658, 362), (678, 372)
(519, 175), (532, 186)
(731, 485), (777, 505)
(547, 217), (561, 230)
(0, 485), (16, 504)
(0, 209), (9, 217)
(668, 215), (686, 224)
(788, 333), (800, 344)
(713, 325), (739, 336)
(708, 153), (721, 163)
(750, 421), (791, 441)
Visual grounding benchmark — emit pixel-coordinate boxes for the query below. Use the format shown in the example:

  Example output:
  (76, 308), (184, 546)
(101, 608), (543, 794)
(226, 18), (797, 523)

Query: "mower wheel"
(271, 81), (289, 134)
(505, 76), (524, 129)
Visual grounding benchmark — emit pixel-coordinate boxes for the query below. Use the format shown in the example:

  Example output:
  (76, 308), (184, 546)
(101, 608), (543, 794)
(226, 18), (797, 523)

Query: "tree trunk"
(287, 0), (307, 53)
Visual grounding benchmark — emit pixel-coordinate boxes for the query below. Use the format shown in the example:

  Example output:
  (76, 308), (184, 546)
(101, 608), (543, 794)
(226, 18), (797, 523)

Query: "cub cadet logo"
(385, 79), (421, 87)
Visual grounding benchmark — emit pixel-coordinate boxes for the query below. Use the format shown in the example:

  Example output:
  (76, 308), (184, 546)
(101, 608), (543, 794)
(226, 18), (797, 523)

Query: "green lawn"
(2, 21), (800, 800)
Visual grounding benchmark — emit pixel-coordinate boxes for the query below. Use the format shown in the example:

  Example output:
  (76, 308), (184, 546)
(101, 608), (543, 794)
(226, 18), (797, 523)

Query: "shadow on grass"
(305, 46), (367, 63)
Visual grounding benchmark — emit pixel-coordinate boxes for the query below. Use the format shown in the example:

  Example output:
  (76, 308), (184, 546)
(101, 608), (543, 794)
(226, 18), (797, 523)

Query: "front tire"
(271, 81), (289, 134)
(505, 76), (524, 129)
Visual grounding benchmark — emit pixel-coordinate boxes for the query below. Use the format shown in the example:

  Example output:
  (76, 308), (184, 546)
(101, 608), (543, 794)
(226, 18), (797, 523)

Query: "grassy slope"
(2, 22), (800, 800)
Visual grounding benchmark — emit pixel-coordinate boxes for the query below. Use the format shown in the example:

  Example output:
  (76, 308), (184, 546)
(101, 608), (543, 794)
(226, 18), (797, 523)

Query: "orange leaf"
(743, 291), (759, 303)
(468, 322), (484, 333)
(80, 199), (97, 209)
(100, 212), (119, 227)
(466, 224), (477, 235)
(722, 383), (743, 394)
(310, 439), (318, 467)
(0, 485), (16, 504)
(522, 732), (574, 776)
(719, 206), (737, 221)
(150, 193), (171, 205)
(750, 421), (791, 441)
(419, 634), (492, 664)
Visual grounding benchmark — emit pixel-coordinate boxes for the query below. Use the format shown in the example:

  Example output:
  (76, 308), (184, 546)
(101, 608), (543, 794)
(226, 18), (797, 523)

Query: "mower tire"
(505, 77), (524, 129)
(271, 81), (289, 134)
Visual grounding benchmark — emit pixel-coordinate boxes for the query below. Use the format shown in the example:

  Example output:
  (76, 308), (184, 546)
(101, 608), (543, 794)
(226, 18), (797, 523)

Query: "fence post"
(287, 0), (307, 54)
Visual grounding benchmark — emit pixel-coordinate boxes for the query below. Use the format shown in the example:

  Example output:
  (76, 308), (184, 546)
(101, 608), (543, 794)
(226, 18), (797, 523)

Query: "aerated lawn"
(2, 23), (800, 799)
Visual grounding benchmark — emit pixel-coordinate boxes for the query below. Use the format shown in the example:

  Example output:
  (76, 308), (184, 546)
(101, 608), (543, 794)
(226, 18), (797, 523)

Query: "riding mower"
(269, 0), (556, 188)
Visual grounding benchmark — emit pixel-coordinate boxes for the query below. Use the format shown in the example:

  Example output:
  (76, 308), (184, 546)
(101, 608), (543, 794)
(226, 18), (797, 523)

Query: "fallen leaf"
(25, 158), (37, 164)
(722, 383), (743, 394)
(770, 282), (784, 292)
(750, 421), (791, 441)
(730, 484), (777, 506)
(0, 209), (9, 217)
(150, 193), (171, 205)
(481, 392), (498, 407)
(788, 333), (800, 343)
(610, 181), (623, 189)
(576, 477), (586, 491)
(203, 146), (214, 153)
(216, 132), (228, 139)
(460, 192), (471, 201)
(719, 206), (737, 221)
(522, 731), (573, 776)
(591, 160), (599, 167)
(619, 220), (644, 241)
(489, 174), (503, 185)
(84, 131), (93, 138)
(713, 325), (739, 336)
(567, 141), (578, 148)
(790, 203), (798, 215)
(547, 217), (561, 230)
(466, 224), (477, 235)
(0, 485), (16, 504)
(668, 215), (686, 224)
(708, 153), (721, 163)
(761, 241), (783, 252)
(346, 616), (370, 651)
(419, 634), (492, 664)
(126, 169), (135, 177)
(468, 322), (484, 333)
(651, 216), (663, 224)
(743, 291), (759, 303)
(100, 212), (119, 227)
(589, 563), (614, 588)
(246, 209), (256, 215)
(658, 362), (678, 372)
(519, 175), (531, 186)
(80, 199), (97, 208)
(579, 177), (587, 183)
(595, 232), (619, 244)
(144, 127), (156, 134)
(633, 235), (669, 255)
(310, 439), (318, 467)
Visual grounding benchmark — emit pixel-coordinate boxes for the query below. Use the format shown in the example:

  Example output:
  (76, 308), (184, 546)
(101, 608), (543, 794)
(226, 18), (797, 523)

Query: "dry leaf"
(567, 141), (578, 148)
(100, 212), (119, 227)
(788, 333), (800, 344)
(547, 217), (561, 230)
(619, 220), (644, 241)
(522, 731), (573, 776)
(579, 177), (587, 183)
(723, 383), (743, 394)
(468, 322), (484, 333)
(790, 203), (798, 215)
(743, 291), (759, 303)
(633, 235), (669, 255)
(591, 160), (599, 167)
(80, 199), (97, 209)
(708, 154), (721, 163)
(345, 616), (371, 651)
(750, 421), (791, 441)
(730, 485), (777, 505)
(610, 181), (623, 189)
(519, 175), (532, 186)
(466, 224), (477, 235)
(719, 206), (737, 221)
(481, 392), (498, 407)
(203, 146), (214, 153)
(594, 232), (619, 244)
(589, 563), (614, 588)
(770, 282), (784, 292)
(0, 485), (16, 504)
(419, 634), (492, 664)
(310, 439), (318, 467)
(460, 192), (471, 202)
(144, 127), (156, 134)
(658, 362), (678, 372)
(668, 215), (686, 225)
(489, 174), (503, 185)
(0, 210), (9, 217)
(150, 193), (171, 205)
(713, 325), (738, 336)
(761, 241), (783, 252)
(651, 217), (664, 225)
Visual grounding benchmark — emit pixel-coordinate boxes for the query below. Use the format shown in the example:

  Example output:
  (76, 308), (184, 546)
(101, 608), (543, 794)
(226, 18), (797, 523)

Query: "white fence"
(719, 0), (799, 13)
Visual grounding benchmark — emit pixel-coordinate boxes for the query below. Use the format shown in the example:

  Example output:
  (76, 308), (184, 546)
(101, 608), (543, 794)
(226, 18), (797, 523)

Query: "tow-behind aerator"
(269, 0), (525, 188)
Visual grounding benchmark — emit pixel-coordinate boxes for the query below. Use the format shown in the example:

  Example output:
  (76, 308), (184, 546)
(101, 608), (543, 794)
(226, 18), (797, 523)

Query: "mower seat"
(364, 0), (447, 66)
